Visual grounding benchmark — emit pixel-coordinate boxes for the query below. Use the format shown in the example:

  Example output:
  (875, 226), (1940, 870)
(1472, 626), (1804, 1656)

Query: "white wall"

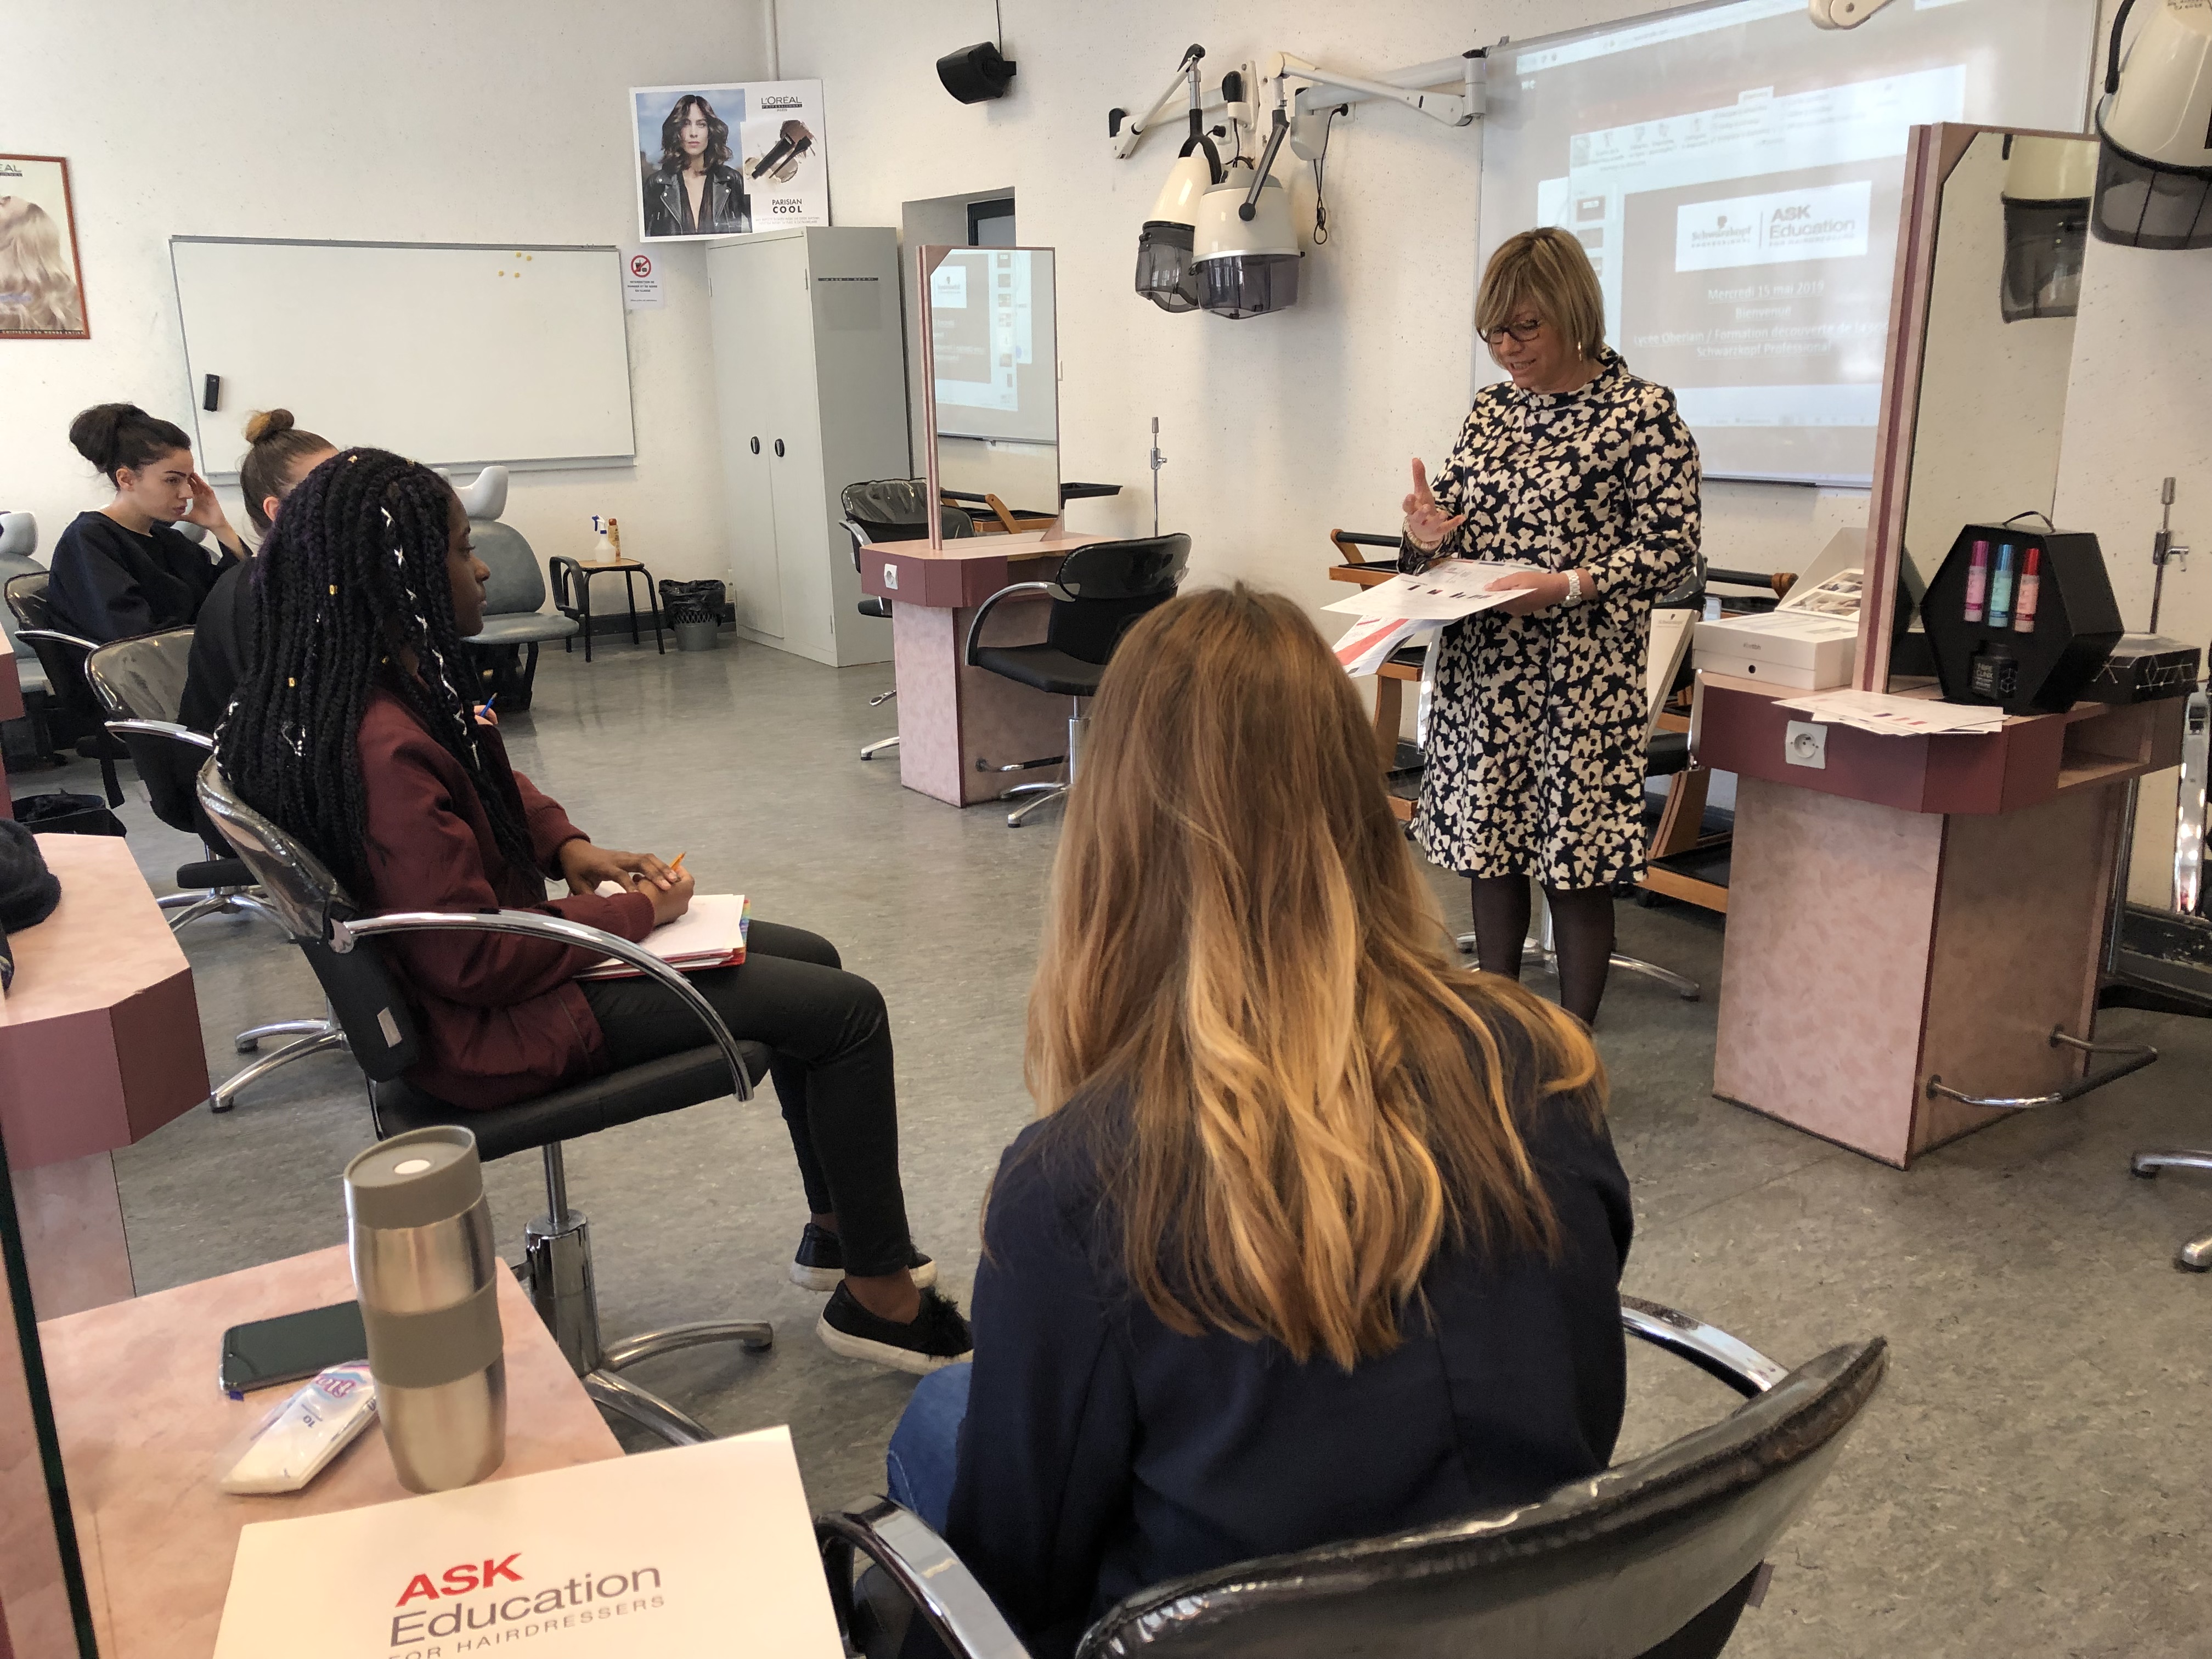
(0, 0), (768, 583)
(775, 0), (1876, 622)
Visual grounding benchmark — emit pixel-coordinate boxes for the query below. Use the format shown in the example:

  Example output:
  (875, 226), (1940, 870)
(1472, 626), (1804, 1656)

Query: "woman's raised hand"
(184, 471), (245, 555)
(1402, 459), (1468, 553)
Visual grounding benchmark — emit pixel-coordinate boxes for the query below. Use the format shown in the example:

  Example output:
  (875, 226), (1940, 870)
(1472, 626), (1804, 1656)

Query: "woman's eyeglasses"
(1481, 318), (1545, 344)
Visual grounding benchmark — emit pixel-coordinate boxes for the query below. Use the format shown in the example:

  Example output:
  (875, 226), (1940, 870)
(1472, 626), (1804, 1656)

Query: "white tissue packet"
(220, 1364), (377, 1495)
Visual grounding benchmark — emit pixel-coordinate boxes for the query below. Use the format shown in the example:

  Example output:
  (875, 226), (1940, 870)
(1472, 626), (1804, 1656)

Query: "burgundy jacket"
(356, 689), (655, 1107)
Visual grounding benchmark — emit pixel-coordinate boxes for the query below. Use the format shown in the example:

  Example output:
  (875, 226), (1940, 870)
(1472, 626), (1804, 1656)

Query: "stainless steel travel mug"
(345, 1126), (506, 1492)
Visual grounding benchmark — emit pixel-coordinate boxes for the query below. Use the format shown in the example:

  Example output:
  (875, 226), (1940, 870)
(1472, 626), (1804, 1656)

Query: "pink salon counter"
(1699, 674), (2183, 1167)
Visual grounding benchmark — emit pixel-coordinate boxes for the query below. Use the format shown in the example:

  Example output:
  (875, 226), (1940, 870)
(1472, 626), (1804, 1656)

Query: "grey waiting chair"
(196, 758), (778, 1446)
(84, 630), (347, 1115)
(464, 521), (579, 710)
(840, 479), (974, 761)
(963, 533), (1190, 827)
(820, 1303), (1887, 1659)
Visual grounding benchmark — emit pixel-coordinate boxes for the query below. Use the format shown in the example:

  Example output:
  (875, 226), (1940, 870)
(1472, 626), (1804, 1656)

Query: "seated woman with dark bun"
(48, 403), (244, 642)
(883, 585), (1632, 1657)
(215, 449), (970, 1374)
(177, 408), (337, 731)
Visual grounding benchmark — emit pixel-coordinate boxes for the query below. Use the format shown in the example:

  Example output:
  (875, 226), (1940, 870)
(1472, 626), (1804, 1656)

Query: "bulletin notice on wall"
(212, 1427), (841, 1658)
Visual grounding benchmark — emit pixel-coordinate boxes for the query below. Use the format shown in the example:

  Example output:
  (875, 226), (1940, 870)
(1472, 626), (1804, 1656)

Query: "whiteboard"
(170, 238), (635, 477)
(1477, 0), (2096, 487)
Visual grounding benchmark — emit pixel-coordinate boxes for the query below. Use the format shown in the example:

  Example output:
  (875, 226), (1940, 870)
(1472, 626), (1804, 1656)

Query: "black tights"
(1467, 875), (1616, 1027)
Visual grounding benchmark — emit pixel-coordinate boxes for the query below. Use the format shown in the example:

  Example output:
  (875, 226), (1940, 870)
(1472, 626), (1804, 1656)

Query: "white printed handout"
(1322, 561), (1545, 623)
(1775, 687), (2005, 736)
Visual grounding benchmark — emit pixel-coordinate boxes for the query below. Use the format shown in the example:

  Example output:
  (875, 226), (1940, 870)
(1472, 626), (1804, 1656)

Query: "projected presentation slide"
(1479, 0), (2094, 485)
(930, 247), (1057, 444)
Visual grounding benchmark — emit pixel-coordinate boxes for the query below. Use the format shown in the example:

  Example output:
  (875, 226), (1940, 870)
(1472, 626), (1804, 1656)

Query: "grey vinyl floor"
(47, 633), (2212, 1658)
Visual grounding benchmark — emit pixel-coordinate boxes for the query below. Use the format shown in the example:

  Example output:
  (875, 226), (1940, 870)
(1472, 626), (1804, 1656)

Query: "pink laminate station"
(860, 533), (1103, 807)
(1701, 675), (2183, 1167)
(1, 834), (211, 1318)
(39, 1245), (621, 1659)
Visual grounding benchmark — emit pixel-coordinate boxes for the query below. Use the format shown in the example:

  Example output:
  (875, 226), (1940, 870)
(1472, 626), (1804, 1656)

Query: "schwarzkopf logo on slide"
(1674, 180), (1872, 272)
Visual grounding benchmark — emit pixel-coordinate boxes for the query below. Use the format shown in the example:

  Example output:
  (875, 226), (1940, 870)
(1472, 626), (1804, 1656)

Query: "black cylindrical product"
(345, 1127), (506, 1493)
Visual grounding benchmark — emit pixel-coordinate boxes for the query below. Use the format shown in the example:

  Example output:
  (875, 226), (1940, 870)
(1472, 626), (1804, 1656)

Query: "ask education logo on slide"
(1674, 180), (1873, 273)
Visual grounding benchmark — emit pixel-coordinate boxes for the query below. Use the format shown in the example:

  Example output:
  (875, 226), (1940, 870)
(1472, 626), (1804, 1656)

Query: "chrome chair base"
(860, 733), (902, 760)
(526, 1146), (771, 1444)
(999, 705), (1082, 828)
(1005, 786), (1068, 828)
(161, 887), (286, 935)
(1452, 931), (1702, 1003)
(2129, 1150), (2212, 1271)
(208, 1022), (348, 1113)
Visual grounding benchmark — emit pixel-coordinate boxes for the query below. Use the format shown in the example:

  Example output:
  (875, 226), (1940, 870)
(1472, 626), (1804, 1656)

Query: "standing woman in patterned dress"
(1400, 228), (1701, 1026)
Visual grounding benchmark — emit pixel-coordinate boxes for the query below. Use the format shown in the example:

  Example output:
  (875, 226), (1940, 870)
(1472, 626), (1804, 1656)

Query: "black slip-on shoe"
(815, 1283), (973, 1375)
(789, 1222), (936, 1293)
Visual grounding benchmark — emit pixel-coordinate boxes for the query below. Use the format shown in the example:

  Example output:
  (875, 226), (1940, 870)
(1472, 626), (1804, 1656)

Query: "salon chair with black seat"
(5, 568), (125, 806)
(85, 628), (353, 1114)
(963, 533), (1190, 828)
(0, 512), (60, 767)
(840, 478), (975, 761)
(197, 758), (779, 1445)
(821, 1304), (1887, 1659)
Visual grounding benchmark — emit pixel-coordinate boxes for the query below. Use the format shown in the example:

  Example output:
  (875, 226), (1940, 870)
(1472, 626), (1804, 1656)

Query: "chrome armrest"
(843, 517), (871, 569)
(106, 718), (215, 752)
(16, 627), (100, 653)
(329, 910), (754, 1104)
(1621, 1294), (1787, 1398)
(962, 581), (1058, 668)
(817, 1498), (1031, 1659)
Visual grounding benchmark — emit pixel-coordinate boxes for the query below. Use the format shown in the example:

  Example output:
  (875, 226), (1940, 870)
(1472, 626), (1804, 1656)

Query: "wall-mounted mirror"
(1860, 124), (2096, 687)
(916, 245), (1060, 546)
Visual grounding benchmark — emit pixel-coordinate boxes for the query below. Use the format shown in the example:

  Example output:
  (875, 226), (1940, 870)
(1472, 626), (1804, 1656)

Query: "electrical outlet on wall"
(1785, 720), (1827, 769)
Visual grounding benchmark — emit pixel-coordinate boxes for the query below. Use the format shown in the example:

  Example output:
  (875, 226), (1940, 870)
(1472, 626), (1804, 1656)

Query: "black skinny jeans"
(579, 921), (915, 1277)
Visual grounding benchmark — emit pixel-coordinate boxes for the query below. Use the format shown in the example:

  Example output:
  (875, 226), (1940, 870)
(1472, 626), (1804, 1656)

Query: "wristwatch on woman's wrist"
(1564, 569), (1585, 606)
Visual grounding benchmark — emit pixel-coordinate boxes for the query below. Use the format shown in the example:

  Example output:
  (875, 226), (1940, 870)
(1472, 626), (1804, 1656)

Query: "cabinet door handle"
(774, 438), (786, 458)
(749, 436), (760, 455)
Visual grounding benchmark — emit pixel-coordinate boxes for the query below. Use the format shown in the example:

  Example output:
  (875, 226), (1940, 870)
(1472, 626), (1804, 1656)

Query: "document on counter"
(1321, 560), (1545, 622)
(213, 1426), (841, 1658)
(1775, 688), (2007, 737)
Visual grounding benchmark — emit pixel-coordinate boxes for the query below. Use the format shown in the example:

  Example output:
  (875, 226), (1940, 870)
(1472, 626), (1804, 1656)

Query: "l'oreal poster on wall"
(630, 81), (829, 242)
(0, 154), (90, 339)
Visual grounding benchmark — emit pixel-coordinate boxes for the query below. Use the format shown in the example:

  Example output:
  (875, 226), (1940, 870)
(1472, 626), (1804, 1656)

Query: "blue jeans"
(885, 1363), (972, 1531)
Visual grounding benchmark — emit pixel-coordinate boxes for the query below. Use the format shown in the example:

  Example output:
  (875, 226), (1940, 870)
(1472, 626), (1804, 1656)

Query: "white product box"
(1695, 610), (1859, 690)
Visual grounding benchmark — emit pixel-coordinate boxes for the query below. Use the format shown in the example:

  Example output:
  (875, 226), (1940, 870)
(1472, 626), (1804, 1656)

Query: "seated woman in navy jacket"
(215, 449), (969, 1375)
(884, 585), (1633, 1657)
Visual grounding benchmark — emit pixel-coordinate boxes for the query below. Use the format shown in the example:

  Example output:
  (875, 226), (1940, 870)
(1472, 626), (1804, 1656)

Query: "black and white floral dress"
(1403, 349), (1700, 889)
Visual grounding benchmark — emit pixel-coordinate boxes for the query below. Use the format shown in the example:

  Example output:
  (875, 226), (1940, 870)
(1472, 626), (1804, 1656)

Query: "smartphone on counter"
(219, 1300), (368, 1397)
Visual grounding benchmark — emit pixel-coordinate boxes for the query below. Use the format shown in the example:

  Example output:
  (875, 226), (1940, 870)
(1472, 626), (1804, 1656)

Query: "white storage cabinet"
(707, 227), (907, 667)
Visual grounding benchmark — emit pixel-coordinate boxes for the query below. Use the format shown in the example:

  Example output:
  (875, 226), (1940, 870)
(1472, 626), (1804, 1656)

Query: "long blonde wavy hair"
(1024, 584), (1604, 1369)
(0, 198), (84, 336)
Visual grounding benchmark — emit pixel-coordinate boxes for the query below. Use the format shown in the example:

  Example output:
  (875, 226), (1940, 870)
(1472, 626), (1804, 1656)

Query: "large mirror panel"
(917, 245), (1060, 543)
(1863, 125), (2096, 686)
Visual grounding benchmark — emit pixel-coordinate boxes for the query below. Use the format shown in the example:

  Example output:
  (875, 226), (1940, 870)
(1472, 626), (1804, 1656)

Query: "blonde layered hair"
(1024, 586), (1604, 1369)
(0, 198), (84, 336)
(1475, 227), (1606, 360)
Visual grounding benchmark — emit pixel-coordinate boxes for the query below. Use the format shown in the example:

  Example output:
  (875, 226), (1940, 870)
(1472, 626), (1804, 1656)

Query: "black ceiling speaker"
(938, 41), (1017, 104)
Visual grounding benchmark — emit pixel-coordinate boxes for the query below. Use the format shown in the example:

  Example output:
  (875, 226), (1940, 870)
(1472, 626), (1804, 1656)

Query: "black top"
(641, 164), (749, 237)
(177, 555), (258, 732)
(943, 1065), (1634, 1659)
(47, 511), (230, 644)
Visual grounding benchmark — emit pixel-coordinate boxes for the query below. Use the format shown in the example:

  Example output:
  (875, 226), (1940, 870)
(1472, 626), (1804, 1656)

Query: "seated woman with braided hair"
(215, 448), (970, 1374)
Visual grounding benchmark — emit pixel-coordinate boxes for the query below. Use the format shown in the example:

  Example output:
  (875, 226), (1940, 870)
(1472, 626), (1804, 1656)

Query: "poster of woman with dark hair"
(630, 81), (829, 241)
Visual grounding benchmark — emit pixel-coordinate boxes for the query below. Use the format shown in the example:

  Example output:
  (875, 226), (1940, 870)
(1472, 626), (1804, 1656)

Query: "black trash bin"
(658, 579), (727, 652)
